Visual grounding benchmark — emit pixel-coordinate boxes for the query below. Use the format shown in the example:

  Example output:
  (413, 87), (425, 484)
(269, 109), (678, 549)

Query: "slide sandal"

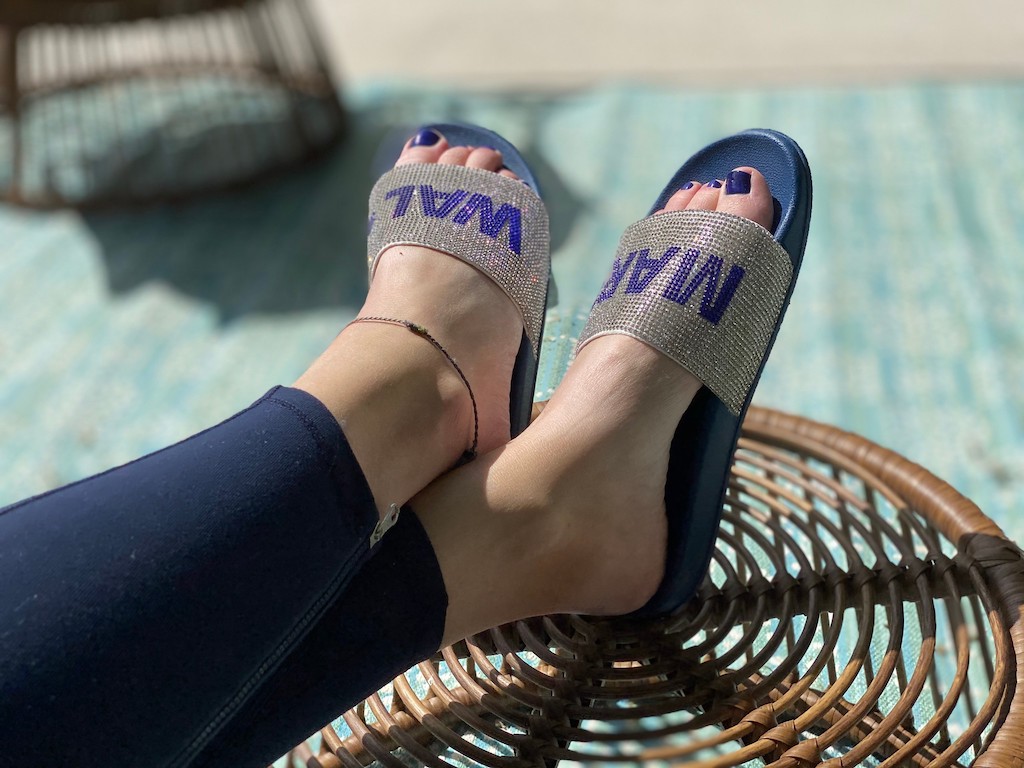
(577, 128), (812, 616)
(367, 122), (551, 439)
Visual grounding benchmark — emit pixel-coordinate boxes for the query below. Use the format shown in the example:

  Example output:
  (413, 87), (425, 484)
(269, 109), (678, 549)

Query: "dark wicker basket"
(293, 407), (1024, 767)
(0, 0), (345, 207)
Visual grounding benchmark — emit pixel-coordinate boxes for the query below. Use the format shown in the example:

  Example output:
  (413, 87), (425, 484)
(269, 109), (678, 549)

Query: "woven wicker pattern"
(298, 407), (1024, 768)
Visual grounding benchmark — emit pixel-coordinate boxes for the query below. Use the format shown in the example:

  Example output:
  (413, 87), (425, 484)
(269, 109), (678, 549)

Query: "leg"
(0, 387), (377, 767)
(189, 509), (446, 767)
(0, 132), (529, 766)
(294, 129), (525, 515)
(424, 168), (776, 644)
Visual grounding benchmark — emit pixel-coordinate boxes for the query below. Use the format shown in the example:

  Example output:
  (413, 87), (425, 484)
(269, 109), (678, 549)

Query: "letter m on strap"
(452, 193), (523, 256)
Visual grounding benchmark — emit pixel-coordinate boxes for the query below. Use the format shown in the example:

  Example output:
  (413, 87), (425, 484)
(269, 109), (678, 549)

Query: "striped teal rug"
(3, 82), (1020, 544)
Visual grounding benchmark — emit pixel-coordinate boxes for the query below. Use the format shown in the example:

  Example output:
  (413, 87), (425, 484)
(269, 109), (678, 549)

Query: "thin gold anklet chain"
(346, 316), (478, 467)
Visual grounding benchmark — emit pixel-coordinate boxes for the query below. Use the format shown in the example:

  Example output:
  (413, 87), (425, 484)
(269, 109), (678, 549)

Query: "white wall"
(308, 0), (1024, 88)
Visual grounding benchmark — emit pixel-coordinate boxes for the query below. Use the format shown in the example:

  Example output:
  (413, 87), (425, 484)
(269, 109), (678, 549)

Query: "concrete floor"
(309, 0), (1024, 88)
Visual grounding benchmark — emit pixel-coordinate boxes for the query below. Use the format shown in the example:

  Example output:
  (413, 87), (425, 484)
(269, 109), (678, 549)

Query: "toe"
(465, 147), (504, 171)
(393, 129), (515, 177)
(655, 182), (701, 214)
(716, 167), (774, 231)
(438, 146), (474, 166)
(687, 178), (723, 211)
(395, 127), (448, 166)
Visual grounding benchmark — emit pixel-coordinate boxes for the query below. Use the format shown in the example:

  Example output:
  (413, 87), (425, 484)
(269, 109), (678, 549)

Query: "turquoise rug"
(3, 82), (1020, 541)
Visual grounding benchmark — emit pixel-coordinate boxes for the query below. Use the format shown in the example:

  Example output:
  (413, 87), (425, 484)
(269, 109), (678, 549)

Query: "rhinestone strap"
(577, 209), (793, 415)
(366, 163), (549, 358)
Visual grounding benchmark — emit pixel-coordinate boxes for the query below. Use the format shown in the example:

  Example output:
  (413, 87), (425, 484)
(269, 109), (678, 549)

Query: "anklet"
(346, 316), (478, 466)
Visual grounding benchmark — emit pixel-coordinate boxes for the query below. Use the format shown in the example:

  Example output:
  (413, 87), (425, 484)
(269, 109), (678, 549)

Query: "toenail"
(482, 145), (501, 153)
(725, 170), (752, 195)
(411, 128), (441, 147)
(682, 181), (697, 190)
(707, 179), (723, 189)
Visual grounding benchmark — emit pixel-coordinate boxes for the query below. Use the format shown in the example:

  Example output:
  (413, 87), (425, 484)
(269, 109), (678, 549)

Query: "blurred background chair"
(0, 0), (345, 207)
(303, 408), (1024, 767)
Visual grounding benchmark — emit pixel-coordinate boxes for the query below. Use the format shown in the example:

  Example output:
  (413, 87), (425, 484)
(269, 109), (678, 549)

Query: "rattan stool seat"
(300, 407), (1024, 768)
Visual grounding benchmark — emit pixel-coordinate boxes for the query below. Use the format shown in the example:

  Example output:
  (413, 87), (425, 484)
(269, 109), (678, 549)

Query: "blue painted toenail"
(683, 181), (696, 190)
(411, 128), (441, 147)
(725, 170), (752, 195)
(707, 179), (723, 189)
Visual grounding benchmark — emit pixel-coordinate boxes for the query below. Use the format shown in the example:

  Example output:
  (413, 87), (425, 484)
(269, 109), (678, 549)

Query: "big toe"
(659, 167), (775, 232)
(708, 167), (774, 231)
(394, 127), (449, 166)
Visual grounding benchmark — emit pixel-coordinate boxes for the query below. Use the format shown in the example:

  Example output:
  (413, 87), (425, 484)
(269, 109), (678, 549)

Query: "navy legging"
(0, 386), (448, 767)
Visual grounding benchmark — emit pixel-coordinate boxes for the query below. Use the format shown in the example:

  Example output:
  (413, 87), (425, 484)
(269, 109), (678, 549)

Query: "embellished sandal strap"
(577, 209), (794, 415)
(366, 163), (549, 358)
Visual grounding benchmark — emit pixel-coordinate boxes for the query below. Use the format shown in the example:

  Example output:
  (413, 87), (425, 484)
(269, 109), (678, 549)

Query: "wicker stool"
(294, 407), (1024, 768)
(0, 0), (345, 207)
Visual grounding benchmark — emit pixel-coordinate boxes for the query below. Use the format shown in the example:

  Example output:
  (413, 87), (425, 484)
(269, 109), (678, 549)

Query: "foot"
(416, 167), (775, 644)
(295, 128), (526, 515)
(542, 168), (775, 615)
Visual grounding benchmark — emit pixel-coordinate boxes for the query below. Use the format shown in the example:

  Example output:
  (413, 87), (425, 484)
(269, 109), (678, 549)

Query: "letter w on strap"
(419, 185), (468, 218)
(452, 193), (523, 256)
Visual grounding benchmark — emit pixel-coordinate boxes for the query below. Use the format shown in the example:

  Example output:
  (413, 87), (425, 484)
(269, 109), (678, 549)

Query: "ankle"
(549, 338), (701, 443)
(294, 323), (473, 514)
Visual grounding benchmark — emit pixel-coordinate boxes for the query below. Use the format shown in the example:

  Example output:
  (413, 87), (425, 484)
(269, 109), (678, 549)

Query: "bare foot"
(417, 167), (775, 644)
(295, 128), (527, 515)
